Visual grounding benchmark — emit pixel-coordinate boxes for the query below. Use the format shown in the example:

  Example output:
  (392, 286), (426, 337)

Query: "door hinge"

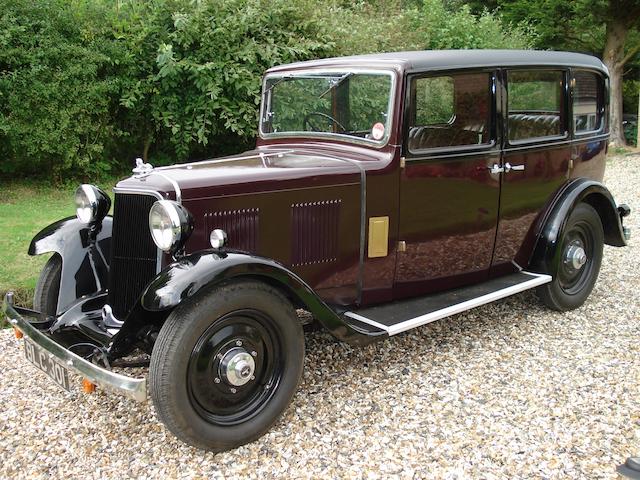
(397, 240), (407, 252)
(400, 157), (406, 169)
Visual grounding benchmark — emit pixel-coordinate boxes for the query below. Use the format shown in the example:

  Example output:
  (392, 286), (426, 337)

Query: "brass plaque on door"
(368, 216), (389, 258)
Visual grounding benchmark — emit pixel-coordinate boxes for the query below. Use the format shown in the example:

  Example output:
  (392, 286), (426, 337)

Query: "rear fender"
(29, 216), (112, 314)
(123, 251), (378, 347)
(529, 179), (628, 275)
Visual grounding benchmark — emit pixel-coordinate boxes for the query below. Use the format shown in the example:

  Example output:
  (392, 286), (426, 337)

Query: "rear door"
(491, 68), (571, 276)
(395, 70), (501, 298)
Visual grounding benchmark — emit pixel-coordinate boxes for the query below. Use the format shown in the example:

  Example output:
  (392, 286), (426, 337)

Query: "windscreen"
(260, 71), (394, 144)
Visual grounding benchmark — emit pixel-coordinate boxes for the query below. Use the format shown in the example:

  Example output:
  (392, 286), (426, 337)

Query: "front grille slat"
(108, 193), (159, 319)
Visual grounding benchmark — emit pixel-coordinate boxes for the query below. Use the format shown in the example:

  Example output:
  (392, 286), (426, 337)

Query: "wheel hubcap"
(219, 347), (255, 387)
(186, 309), (283, 426)
(564, 244), (587, 270)
(558, 220), (596, 295)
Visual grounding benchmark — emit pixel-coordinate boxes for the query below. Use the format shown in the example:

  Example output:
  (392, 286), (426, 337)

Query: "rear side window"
(408, 72), (492, 151)
(507, 70), (565, 142)
(573, 71), (604, 133)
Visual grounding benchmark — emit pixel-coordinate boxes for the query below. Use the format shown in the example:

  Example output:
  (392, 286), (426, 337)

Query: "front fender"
(530, 179), (628, 275)
(139, 250), (378, 346)
(29, 216), (112, 314)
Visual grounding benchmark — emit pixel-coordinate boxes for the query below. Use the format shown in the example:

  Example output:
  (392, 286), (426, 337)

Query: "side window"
(408, 72), (492, 151)
(507, 70), (565, 142)
(415, 76), (454, 125)
(573, 71), (603, 133)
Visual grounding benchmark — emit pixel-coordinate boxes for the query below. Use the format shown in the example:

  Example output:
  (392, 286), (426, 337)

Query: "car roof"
(266, 50), (608, 75)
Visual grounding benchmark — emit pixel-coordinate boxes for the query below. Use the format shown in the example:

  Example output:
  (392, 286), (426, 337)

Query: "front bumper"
(3, 293), (147, 402)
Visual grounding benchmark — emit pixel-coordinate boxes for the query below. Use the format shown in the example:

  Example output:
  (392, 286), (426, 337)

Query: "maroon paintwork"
(116, 50), (609, 308)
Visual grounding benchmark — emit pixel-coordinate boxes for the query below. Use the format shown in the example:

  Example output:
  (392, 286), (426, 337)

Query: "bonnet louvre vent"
(205, 208), (259, 253)
(291, 200), (341, 266)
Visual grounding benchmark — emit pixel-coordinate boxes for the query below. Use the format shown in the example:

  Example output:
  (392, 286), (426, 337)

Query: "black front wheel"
(33, 254), (62, 315)
(149, 280), (304, 451)
(537, 202), (604, 311)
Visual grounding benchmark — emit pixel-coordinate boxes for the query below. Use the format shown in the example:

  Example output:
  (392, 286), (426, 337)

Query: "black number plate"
(23, 337), (71, 392)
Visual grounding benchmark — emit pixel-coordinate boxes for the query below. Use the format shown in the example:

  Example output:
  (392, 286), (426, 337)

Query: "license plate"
(23, 337), (71, 392)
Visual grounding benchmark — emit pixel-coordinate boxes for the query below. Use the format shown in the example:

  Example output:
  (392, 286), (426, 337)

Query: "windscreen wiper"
(319, 73), (353, 98)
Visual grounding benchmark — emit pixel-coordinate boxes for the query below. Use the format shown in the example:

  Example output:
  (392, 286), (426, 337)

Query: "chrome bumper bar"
(3, 292), (147, 402)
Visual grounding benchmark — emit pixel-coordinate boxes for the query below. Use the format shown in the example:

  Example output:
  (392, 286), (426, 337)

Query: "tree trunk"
(602, 16), (628, 147)
(142, 134), (152, 162)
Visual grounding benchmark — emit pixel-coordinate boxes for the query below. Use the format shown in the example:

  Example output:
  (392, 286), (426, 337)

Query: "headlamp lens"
(75, 185), (99, 223)
(149, 200), (192, 252)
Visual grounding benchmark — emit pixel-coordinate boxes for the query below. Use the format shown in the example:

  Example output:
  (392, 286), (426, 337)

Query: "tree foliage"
(0, 0), (126, 176)
(469, 0), (640, 145)
(0, 0), (533, 178)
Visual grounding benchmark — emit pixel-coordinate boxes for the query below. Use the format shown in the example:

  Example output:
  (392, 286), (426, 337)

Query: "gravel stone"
(1, 155), (638, 479)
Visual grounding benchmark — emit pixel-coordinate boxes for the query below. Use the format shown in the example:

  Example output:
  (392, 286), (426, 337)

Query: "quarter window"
(573, 71), (603, 133)
(408, 72), (492, 151)
(507, 70), (565, 141)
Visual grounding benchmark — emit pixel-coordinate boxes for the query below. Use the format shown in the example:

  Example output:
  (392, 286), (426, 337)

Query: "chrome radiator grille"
(107, 192), (159, 319)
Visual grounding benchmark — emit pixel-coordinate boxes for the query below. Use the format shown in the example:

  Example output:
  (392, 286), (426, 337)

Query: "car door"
(491, 68), (571, 276)
(394, 69), (501, 299)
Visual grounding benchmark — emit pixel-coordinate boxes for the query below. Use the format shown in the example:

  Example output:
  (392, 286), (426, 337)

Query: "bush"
(0, 0), (126, 177)
(328, 0), (533, 55)
(411, 0), (533, 50)
(0, 0), (534, 179)
(132, 0), (335, 162)
(0, 0), (336, 176)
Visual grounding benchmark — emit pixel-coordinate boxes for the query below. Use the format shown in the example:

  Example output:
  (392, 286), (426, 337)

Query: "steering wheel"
(303, 112), (347, 133)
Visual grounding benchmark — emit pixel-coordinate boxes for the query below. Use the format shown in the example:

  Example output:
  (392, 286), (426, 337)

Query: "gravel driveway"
(1, 155), (638, 479)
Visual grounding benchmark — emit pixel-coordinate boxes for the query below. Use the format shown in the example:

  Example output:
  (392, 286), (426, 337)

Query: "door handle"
(505, 162), (525, 172)
(487, 164), (504, 174)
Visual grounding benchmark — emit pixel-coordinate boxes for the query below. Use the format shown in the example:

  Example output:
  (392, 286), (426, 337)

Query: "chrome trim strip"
(406, 133), (609, 162)
(149, 172), (182, 203)
(4, 295), (147, 402)
(112, 187), (163, 200)
(504, 133), (609, 152)
(343, 311), (390, 332)
(154, 150), (295, 170)
(111, 188), (164, 273)
(344, 271), (552, 336)
(407, 148), (501, 163)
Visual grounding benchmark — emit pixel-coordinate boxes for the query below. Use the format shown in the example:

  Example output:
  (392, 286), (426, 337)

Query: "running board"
(344, 271), (551, 336)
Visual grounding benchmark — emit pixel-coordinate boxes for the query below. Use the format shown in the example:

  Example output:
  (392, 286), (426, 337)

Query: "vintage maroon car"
(4, 50), (631, 451)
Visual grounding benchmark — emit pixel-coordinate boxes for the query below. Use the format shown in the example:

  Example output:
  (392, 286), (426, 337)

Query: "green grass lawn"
(0, 180), (115, 311)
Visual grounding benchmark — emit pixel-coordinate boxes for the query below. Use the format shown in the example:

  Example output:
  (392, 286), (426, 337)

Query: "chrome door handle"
(488, 164), (504, 174)
(505, 162), (525, 172)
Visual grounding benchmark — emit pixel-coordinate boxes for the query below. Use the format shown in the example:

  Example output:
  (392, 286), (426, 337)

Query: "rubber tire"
(33, 254), (62, 315)
(149, 280), (304, 452)
(537, 203), (604, 312)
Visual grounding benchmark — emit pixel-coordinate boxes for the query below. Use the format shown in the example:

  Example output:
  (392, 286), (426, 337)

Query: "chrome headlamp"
(75, 184), (111, 224)
(148, 200), (193, 253)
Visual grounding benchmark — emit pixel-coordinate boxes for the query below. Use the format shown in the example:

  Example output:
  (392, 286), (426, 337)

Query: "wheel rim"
(187, 309), (283, 426)
(558, 220), (595, 295)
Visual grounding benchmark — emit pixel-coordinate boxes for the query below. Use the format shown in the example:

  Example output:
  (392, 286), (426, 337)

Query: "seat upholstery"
(408, 125), (482, 151)
(508, 113), (560, 140)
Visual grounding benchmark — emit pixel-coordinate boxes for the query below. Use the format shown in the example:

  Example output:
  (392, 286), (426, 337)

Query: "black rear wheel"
(537, 203), (604, 311)
(149, 280), (304, 451)
(33, 254), (62, 315)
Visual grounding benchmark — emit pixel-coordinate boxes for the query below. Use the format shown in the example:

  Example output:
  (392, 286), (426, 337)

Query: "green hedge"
(0, 0), (532, 178)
